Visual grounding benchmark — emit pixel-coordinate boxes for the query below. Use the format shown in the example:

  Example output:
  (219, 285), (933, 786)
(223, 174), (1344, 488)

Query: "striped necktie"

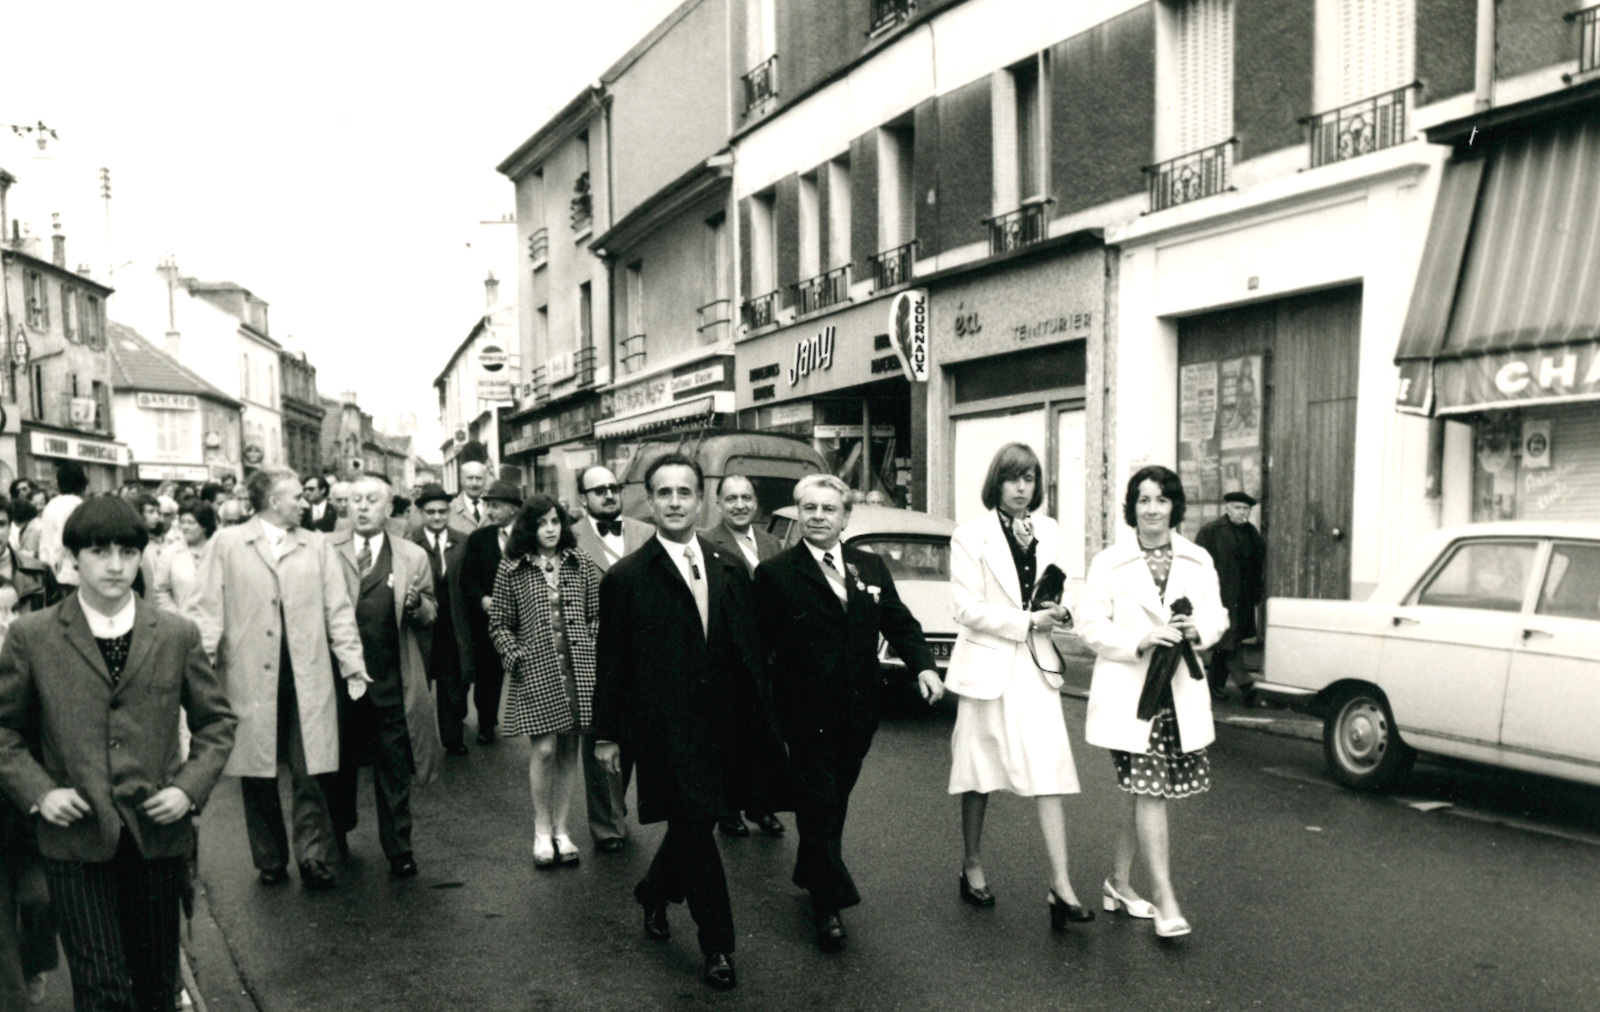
(357, 536), (373, 576)
(820, 550), (849, 609)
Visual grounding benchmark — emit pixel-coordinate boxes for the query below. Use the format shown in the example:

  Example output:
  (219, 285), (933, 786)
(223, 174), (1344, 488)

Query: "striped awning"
(592, 392), (730, 440)
(1394, 115), (1600, 415)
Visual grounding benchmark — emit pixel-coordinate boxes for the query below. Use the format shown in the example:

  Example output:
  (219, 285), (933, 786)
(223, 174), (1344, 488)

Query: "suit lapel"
(645, 539), (703, 640)
(982, 512), (1025, 608)
(244, 519), (280, 579)
(116, 597), (160, 694)
(792, 544), (845, 614)
(700, 536), (726, 638)
(359, 536), (389, 595)
(59, 595), (113, 684)
(388, 541), (408, 627)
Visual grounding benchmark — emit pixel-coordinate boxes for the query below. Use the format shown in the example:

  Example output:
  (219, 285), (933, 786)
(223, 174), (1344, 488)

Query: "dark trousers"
(788, 734), (870, 914)
(240, 651), (336, 870)
(1208, 647), (1256, 693)
(643, 819), (734, 955)
(44, 832), (184, 1012)
(472, 652), (504, 735)
(1, 835), (58, 1004)
(330, 691), (415, 860)
(583, 735), (630, 844)
(434, 659), (469, 752)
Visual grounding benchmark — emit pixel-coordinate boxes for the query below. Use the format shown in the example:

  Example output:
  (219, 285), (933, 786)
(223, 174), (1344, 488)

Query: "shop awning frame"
(592, 391), (733, 441)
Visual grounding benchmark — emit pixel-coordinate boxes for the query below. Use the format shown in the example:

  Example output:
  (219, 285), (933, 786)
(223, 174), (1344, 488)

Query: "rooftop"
(106, 321), (241, 407)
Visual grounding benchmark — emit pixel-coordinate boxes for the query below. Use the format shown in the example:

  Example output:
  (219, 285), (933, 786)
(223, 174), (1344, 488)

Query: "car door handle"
(1522, 628), (1554, 640)
(1392, 615), (1419, 627)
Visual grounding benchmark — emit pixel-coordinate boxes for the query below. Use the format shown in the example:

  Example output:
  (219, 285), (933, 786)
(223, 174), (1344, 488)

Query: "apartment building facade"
(106, 321), (243, 485)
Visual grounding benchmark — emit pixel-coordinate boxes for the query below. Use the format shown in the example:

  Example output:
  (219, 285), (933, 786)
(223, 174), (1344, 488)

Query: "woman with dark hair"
(941, 442), (1090, 928)
(489, 494), (603, 868)
(153, 503), (217, 616)
(1077, 465), (1228, 939)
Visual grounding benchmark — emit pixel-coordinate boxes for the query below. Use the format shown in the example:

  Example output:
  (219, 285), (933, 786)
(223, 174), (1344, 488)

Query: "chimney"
(341, 390), (359, 406)
(164, 332), (181, 357)
(484, 270), (499, 310)
(50, 213), (65, 267)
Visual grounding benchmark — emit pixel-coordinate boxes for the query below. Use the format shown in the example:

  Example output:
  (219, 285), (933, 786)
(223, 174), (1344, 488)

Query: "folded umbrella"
(1136, 596), (1205, 723)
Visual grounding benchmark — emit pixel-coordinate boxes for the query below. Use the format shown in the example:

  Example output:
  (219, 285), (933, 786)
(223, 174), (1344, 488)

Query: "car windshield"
(850, 536), (950, 582)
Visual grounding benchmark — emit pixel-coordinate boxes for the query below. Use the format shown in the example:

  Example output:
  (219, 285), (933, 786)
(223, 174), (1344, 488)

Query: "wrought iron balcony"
(1567, 5), (1600, 74)
(620, 335), (647, 375)
(791, 265), (851, 316)
(869, 0), (913, 35)
(742, 291), (779, 331)
(985, 203), (1050, 255)
(1304, 86), (1413, 168)
(869, 240), (918, 292)
(574, 344), (597, 388)
(742, 55), (778, 114)
(1145, 140), (1233, 213)
(528, 227), (549, 265)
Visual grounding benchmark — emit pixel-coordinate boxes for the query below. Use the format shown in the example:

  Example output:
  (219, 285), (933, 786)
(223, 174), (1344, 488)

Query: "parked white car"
(1258, 522), (1600, 790)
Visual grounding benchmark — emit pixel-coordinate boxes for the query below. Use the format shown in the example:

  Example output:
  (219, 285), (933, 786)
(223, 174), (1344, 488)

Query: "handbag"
(1026, 563), (1070, 674)
(1135, 596), (1205, 722)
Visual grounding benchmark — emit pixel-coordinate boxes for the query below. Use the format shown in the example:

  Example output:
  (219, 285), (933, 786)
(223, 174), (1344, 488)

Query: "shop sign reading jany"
(789, 327), (835, 386)
(1431, 339), (1600, 414)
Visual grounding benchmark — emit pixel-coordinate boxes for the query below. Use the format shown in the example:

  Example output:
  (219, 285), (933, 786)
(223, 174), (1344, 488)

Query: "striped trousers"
(43, 831), (184, 1012)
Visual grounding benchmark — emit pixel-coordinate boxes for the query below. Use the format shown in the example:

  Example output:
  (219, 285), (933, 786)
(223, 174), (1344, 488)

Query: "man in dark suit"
(447, 462), (491, 539)
(753, 474), (939, 952)
(698, 474), (786, 839)
(410, 484), (476, 755)
(1195, 490), (1267, 706)
(592, 454), (781, 992)
(459, 481), (523, 745)
(570, 464), (652, 853)
(300, 475), (339, 533)
(0, 497), (236, 1008)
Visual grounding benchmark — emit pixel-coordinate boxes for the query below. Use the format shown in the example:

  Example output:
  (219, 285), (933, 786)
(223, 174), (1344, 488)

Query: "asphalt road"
(35, 695), (1600, 1011)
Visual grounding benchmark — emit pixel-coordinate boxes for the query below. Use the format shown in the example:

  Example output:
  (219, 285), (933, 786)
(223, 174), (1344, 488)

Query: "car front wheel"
(1323, 688), (1415, 791)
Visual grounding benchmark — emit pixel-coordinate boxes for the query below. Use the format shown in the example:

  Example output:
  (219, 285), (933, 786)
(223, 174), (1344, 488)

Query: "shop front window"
(1471, 404), (1600, 523)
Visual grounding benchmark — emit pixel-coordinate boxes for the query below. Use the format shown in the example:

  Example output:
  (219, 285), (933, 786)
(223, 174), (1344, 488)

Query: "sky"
(2, 0), (684, 458)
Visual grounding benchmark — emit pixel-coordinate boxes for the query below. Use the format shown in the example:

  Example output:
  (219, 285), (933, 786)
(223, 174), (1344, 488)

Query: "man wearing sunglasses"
(570, 465), (652, 854)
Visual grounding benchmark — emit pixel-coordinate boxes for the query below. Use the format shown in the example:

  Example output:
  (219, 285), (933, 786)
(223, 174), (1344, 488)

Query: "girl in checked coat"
(489, 494), (602, 869)
(1077, 465), (1228, 940)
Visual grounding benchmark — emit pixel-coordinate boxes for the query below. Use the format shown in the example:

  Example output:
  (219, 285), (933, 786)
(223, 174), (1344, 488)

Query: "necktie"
(683, 543), (709, 635)
(821, 550), (849, 609)
(431, 534), (446, 577)
(595, 518), (622, 538)
(472, 500), (481, 524)
(358, 537), (373, 576)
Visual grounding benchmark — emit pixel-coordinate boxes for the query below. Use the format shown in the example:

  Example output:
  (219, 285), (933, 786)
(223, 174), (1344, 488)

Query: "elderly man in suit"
(301, 475), (339, 533)
(410, 484), (476, 756)
(447, 462), (492, 538)
(459, 480), (523, 745)
(0, 497), (235, 1008)
(699, 474), (786, 839)
(593, 454), (781, 992)
(187, 467), (370, 891)
(569, 464), (652, 852)
(753, 474), (938, 952)
(327, 475), (443, 878)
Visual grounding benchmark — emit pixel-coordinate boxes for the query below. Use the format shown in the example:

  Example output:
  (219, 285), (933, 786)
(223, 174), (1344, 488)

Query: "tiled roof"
(106, 321), (241, 407)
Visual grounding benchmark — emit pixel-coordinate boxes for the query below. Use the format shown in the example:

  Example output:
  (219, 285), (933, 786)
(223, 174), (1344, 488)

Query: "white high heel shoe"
(1154, 914), (1192, 938)
(1101, 879), (1157, 919)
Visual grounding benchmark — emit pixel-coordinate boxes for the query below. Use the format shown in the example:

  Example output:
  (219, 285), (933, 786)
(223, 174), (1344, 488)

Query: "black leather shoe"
(596, 838), (626, 854)
(1210, 687), (1229, 702)
(1049, 889), (1095, 929)
(960, 871), (995, 907)
(703, 952), (736, 990)
(390, 855), (418, 878)
(298, 861), (336, 891)
(816, 910), (846, 952)
(717, 816), (749, 837)
(258, 866), (289, 885)
(750, 813), (785, 836)
(476, 728), (496, 746)
(444, 743), (469, 757)
(635, 881), (669, 941)
(335, 831), (351, 861)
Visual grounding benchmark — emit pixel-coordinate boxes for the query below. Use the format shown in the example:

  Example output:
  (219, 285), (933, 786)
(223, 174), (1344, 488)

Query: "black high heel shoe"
(959, 871), (995, 907)
(1049, 889), (1095, 929)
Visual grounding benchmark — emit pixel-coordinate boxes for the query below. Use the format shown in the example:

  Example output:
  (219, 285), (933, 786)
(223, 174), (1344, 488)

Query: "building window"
(25, 272), (47, 329)
(1160, 0), (1234, 160)
(61, 285), (78, 343)
(994, 55), (1049, 214)
(743, 0), (778, 112)
(83, 295), (103, 348)
(875, 119), (917, 290)
(92, 381), (110, 433)
(826, 159), (851, 270)
(700, 213), (732, 340)
(750, 189), (777, 299)
(624, 263), (645, 372)
(798, 171), (822, 283)
(154, 408), (193, 456)
(29, 365), (43, 421)
(578, 281), (593, 353)
(571, 133), (593, 235)
(1307, 0), (1416, 167)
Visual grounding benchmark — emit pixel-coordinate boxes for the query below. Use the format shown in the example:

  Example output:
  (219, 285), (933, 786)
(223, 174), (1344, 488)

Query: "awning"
(592, 391), (732, 440)
(1395, 115), (1600, 415)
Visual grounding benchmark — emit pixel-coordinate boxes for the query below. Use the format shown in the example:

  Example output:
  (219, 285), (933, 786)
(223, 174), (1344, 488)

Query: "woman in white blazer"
(1077, 465), (1228, 939)
(942, 443), (1091, 930)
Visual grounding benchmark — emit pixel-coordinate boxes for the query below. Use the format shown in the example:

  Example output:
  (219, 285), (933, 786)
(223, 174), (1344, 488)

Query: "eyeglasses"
(582, 484), (621, 497)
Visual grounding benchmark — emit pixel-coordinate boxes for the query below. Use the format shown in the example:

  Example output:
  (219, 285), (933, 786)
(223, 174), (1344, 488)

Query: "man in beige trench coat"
(187, 467), (370, 890)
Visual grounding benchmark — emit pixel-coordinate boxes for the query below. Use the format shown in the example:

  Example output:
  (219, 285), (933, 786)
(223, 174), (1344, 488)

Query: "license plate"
(927, 640), (953, 660)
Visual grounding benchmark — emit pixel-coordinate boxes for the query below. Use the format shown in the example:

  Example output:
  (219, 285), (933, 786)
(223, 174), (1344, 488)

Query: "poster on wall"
(1178, 354), (1264, 538)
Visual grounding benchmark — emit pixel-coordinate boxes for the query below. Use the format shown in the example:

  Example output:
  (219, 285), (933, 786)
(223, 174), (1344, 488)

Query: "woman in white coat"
(942, 443), (1091, 929)
(1077, 465), (1228, 939)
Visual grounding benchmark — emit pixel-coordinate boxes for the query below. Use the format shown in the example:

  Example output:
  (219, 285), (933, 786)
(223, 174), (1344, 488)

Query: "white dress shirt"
(257, 518), (292, 560)
(657, 533), (709, 635)
(82, 592), (137, 639)
(590, 516), (626, 561)
(726, 524), (761, 572)
(424, 529), (450, 574)
(355, 530), (385, 570)
(804, 539), (850, 607)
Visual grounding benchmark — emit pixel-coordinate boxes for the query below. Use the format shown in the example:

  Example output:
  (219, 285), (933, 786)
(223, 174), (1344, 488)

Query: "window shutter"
(1337, 0), (1414, 105)
(991, 70), (1019, 212)
(1175, 0), (1233, 154)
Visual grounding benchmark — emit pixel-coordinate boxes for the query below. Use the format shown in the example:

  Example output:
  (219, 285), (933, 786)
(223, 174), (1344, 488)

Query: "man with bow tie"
(409, 484), (476, 755)
(569, 464), (651, 852)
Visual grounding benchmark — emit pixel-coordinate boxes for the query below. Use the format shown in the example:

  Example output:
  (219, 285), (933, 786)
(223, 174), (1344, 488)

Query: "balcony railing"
(1144, 140), (1233, 212)
(620, 334), (647, 375)
(870, 240), (918, 292)
(1567, 5), (1600, 75)
(529, 365), (550, 405)
(1304, 86), (1413, 169)
(791, 265), (851, 316)
(574, 344), (597, 388)
(697, 298), (733, 341)
(742, 291), (779, 331)
(742, 55), (778, 114)
(869, 0), (913, 35)
(528, 227), (549, 265)
(985, 202), (1051, 255)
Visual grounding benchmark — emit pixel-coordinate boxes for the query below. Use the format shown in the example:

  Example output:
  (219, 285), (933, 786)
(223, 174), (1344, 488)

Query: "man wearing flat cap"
(459, 481), (524, 745)
(1195, 491), (1266, 705)
(410, 484), (476, 755)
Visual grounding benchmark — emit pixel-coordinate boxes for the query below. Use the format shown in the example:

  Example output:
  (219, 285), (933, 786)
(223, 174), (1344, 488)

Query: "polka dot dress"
(1111, 711), (1211, 799)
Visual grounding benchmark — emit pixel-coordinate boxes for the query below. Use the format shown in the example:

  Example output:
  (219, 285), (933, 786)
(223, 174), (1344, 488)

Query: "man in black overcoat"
(410, 484), (476, 755)
(1194, 490), (1266, 705)
(592, 454), (780, 992)
(458, 481), (523, 745)
(752, 474), (939, 952)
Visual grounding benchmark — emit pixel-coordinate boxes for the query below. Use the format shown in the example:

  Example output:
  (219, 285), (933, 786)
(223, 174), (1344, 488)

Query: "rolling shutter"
(1175, 0), (1234, 154)
(1336, 0), (1415, 105)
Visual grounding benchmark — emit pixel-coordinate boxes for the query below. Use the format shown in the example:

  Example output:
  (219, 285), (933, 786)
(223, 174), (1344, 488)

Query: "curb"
(184, 880), (260, 1012)
(1059, 684), (1322, 743)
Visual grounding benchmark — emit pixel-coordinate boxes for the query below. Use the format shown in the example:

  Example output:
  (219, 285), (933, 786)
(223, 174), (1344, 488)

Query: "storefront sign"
(480, 345), (507, 373)
(887, 290), (929, 383)
(1434, 340), (1600, 414)
(671, 364), (726, 396)
(1521, 419), (1552, 470)
(604, 377), (672, 418)
(769, 401), (813, 426)
(931, 252), (1105, 367)
(789, 327), (836, 386)
(814, 424), (897, 439)
(737, 301), (898, 409)
(138, 464), (210, 482)
(136, 392), (198, 411)
(479, 378), (513, 401)
(28, 430), (129, 467)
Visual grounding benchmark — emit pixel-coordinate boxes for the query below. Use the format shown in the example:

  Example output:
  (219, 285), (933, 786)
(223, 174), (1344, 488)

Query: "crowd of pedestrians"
(0, 438), (1244, 1005)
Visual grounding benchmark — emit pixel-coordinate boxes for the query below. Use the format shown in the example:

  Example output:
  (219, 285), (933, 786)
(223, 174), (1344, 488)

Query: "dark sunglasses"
(582, 484), (621, 497)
